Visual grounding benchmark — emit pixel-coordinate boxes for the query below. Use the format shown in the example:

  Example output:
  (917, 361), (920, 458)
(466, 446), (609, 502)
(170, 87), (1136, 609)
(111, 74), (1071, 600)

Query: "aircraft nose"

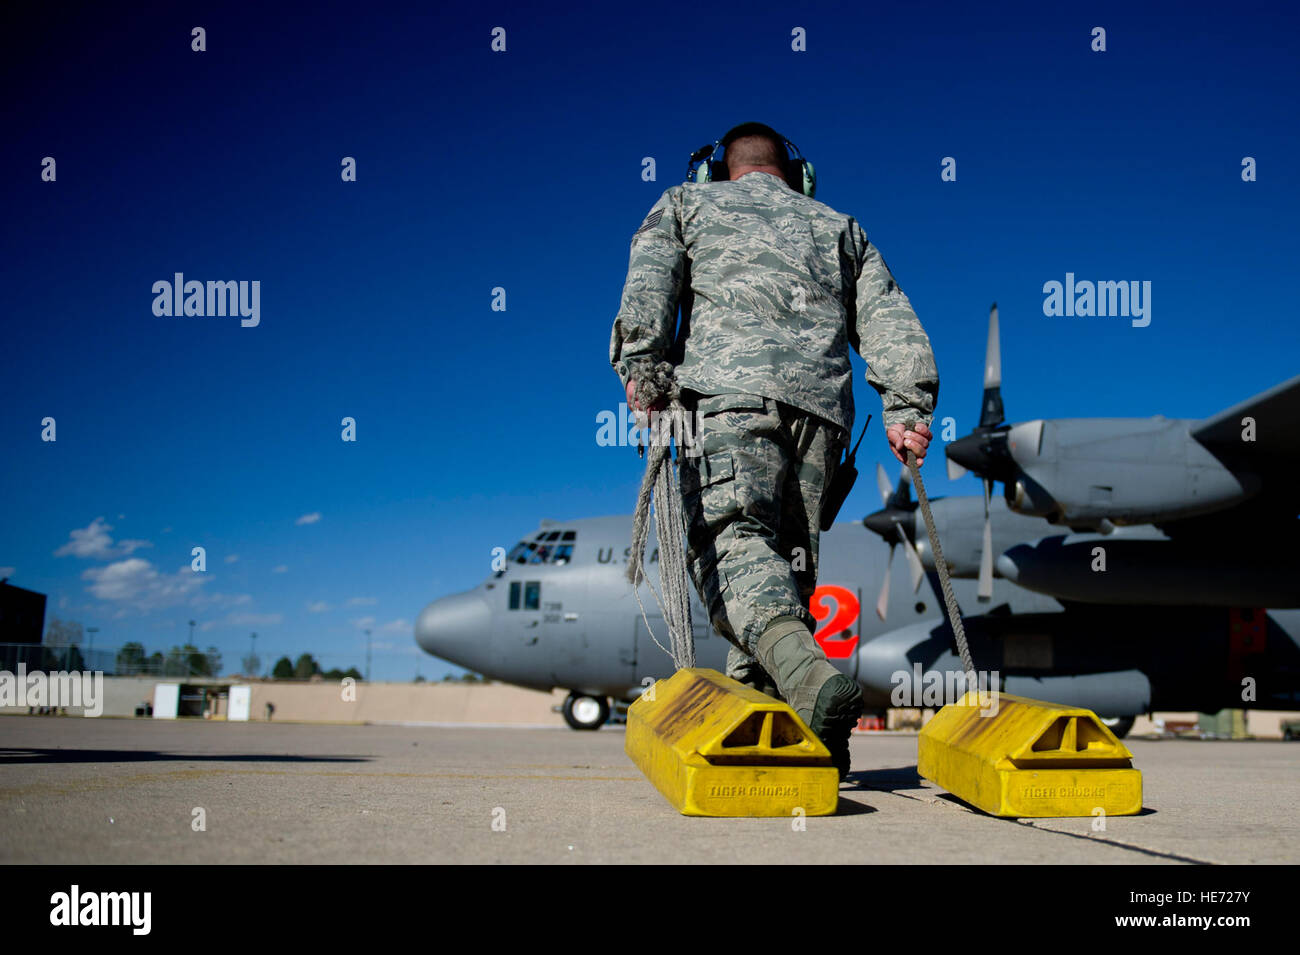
(415, 591), (491, 668)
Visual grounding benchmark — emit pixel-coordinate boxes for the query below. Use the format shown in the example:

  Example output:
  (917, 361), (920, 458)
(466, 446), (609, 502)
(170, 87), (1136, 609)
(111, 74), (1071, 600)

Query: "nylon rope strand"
(626, 362), (695, 670)
(905, 441), (979, 694)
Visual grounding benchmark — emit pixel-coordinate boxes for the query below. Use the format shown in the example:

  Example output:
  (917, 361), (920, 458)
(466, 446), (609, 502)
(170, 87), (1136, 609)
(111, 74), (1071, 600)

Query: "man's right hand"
(887, 421), (932, 467)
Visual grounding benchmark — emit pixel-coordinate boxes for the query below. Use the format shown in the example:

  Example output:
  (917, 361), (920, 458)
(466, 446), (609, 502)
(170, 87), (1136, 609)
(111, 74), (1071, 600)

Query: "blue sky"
(2, 1), (1297, 679)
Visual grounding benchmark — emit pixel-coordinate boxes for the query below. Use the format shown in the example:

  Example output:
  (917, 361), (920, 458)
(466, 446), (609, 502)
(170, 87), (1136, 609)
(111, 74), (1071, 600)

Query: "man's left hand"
(887, 421), (932, 467)
(626, 379), (666, 415)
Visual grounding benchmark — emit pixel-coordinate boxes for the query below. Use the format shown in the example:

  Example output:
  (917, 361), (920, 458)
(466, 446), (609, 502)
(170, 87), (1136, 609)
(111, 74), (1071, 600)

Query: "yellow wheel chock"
(917, 690), (1143, 817)
(626, 668), (841, 817)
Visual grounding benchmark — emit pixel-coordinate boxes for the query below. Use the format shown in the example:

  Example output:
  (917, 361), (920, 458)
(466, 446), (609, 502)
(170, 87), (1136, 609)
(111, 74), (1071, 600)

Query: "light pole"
(249, 632), (257, 677)
(365, 629), (372, 683)
(86, 627), (99, 670)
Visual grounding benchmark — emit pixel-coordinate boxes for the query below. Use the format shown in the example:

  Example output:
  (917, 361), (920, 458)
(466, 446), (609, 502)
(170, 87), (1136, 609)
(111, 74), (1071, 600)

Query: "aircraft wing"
(1191, 373), (1300, 468)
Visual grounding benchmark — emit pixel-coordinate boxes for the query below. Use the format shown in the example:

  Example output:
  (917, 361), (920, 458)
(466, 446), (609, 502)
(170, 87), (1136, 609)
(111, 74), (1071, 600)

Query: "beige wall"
(248, 680), (570, 725)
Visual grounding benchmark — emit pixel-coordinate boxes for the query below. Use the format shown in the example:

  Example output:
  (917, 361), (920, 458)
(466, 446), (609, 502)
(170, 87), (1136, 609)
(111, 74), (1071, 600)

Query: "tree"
(44, 616), (84, 648)
(203, 646), (222, 677)
(322, 666), (362, 681)
(147, 651), (164, 674)
(117, 642), (147, 675)
(293, 654), (321, 680)
(45, 644), (86, 671)
(241, 653), (261, 677)
(162, 644), (211, 677)
(271, 656), (294, 679)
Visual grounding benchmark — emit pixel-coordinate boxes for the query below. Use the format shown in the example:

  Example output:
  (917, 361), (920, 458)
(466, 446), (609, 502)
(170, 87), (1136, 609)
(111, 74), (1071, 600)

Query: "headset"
(687, 122), (817, 198)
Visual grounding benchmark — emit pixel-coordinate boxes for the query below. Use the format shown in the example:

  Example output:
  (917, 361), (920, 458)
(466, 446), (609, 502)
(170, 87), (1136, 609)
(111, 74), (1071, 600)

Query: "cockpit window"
(502, 531), (578, 568)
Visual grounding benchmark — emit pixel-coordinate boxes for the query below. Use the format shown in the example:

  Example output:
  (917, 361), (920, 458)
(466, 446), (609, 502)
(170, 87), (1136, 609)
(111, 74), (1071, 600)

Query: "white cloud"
(192, 591), (253, 610)
(55, 517), (152, 560)
(380, 618), (411, 634)
(306, 601), (331, 613)
(224, 554), (239, 564)
(0, 566), (15, 578)
(347, 596), (377, 606)
(81, 559), (206, 611)
(350, 616), (376, 630)
(272, 565), (288, 574)
(295, 512), (321, 525)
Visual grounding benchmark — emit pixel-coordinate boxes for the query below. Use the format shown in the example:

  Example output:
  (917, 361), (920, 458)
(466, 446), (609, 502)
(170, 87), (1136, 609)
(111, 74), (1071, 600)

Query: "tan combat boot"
(754, 615), (863, 779)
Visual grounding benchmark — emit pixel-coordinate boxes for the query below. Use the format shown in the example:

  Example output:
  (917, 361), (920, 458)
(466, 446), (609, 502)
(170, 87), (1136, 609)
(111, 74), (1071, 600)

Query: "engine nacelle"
(1005, 417), (1257, 528)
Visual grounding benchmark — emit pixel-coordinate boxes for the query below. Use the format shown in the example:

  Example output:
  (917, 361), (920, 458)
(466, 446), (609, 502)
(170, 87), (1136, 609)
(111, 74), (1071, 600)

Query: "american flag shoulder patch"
(634, 209), (663, 236)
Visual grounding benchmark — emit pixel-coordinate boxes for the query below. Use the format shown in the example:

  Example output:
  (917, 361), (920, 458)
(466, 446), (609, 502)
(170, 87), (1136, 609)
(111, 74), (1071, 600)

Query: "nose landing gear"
(563, 692), (610, 730)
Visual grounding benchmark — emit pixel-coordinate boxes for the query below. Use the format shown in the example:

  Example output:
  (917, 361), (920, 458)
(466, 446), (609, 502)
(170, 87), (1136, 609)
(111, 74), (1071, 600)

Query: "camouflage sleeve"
(849, 220), (939, 430)
(609, 188), (687, 389)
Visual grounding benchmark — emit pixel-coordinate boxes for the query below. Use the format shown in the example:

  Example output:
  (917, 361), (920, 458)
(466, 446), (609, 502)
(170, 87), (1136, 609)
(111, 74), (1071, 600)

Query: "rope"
(905, 439), (979, 697)
(626, 363), (695, 670)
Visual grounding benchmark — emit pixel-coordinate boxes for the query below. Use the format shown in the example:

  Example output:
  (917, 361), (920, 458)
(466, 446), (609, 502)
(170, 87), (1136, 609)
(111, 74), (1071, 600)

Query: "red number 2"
(809, 585), (860, 658)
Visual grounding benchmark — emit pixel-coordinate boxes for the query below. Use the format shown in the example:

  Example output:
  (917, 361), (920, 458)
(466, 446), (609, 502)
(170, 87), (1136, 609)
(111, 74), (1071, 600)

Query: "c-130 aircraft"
(416, 307), (1300, 734)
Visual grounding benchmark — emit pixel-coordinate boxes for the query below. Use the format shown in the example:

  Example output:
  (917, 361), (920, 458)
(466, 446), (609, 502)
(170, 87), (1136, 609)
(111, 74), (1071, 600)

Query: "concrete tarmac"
(1, 716), (1296, 864)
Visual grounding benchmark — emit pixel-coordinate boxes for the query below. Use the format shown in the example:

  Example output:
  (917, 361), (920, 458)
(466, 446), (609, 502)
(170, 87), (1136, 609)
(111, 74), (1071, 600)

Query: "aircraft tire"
(1101, 715), (1135, 739)
(563, 692), (609, 731)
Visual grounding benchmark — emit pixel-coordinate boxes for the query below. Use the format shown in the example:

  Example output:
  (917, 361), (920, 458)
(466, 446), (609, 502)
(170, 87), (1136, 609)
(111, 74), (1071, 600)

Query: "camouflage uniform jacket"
(609, 171), (939, 433)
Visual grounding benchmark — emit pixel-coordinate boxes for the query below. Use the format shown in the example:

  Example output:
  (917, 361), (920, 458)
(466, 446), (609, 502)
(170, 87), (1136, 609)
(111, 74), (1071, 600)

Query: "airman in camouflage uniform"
(610, 125), (939, 777)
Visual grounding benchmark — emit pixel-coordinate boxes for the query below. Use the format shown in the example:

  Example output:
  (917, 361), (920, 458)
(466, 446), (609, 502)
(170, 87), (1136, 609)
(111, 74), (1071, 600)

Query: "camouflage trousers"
(678, 393), (846, 687)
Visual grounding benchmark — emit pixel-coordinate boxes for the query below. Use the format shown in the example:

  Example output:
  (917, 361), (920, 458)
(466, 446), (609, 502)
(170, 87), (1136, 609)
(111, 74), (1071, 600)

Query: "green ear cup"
(802, 159), (817, 198)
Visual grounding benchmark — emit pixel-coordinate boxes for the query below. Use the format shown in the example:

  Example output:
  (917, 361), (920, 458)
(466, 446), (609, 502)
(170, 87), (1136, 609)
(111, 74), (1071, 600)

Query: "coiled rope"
(626, 362), (695, 670)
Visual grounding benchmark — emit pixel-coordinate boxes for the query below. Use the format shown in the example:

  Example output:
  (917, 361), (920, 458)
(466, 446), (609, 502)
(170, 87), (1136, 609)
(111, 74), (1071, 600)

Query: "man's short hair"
(723, 133), (786, 170)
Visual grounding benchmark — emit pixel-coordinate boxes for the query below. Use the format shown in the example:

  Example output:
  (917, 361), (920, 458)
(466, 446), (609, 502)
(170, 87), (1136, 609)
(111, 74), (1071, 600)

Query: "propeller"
(943, 303), (1008, 601)
(863, 462), (926, 619)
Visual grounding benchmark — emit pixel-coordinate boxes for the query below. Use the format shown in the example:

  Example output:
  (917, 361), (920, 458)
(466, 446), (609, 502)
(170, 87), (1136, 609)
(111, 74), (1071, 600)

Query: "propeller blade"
(875, 544), (895, 620)
(901, 529), (925, 592)
(984, 303), (1001, 391)
(979, 303), (1005, 430)
(896, 466), (913, 506)
(875, 461), (892, 504)
(978, 479), (994, 600)
(946, 455), (968, 480)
